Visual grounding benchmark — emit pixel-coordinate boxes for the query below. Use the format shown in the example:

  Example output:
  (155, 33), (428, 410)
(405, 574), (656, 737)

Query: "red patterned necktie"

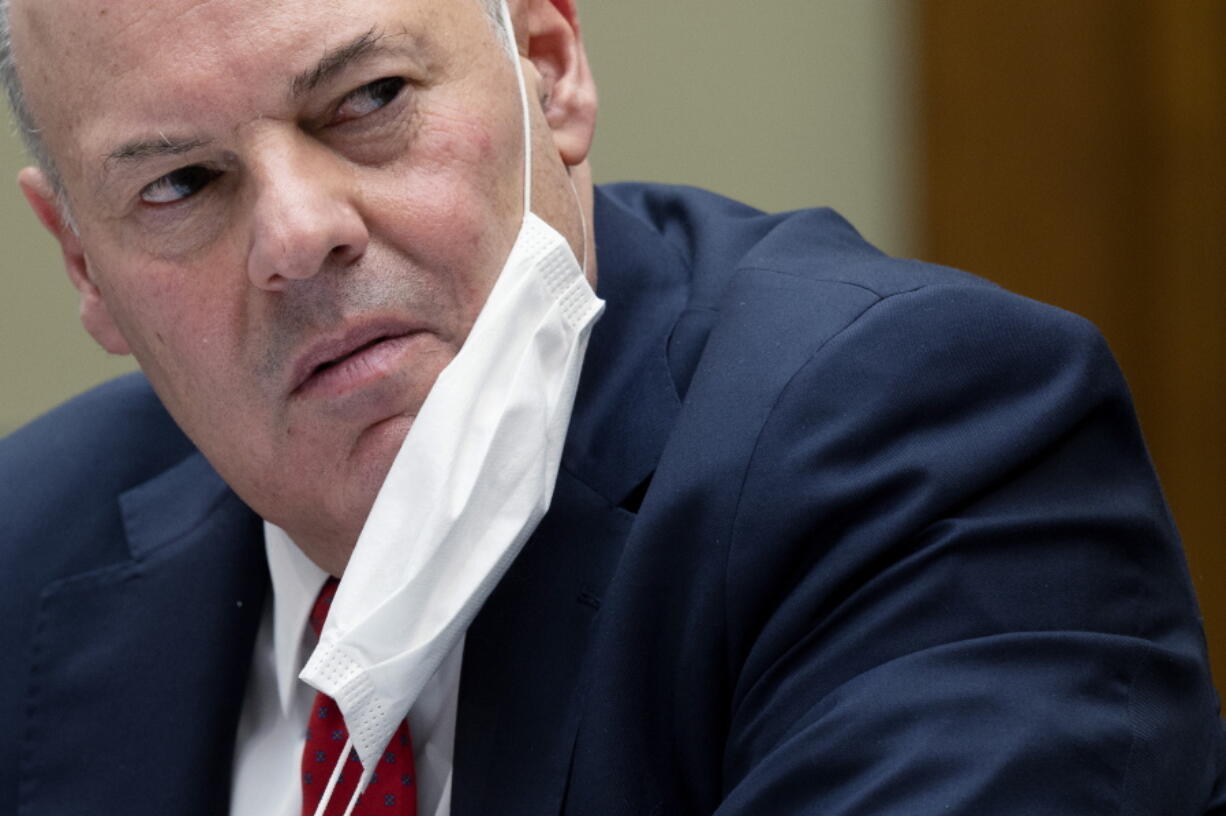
(301, 577), (418, 816)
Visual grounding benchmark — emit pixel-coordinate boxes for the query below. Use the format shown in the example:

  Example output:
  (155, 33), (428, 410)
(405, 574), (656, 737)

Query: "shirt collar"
(262, 521), (330, 716)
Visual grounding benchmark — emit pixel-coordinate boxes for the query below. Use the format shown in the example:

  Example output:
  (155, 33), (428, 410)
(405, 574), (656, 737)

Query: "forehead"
(9, 0), (477, 179)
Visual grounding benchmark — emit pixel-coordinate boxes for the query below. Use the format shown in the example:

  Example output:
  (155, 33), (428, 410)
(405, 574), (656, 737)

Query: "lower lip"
(295, 334), (420, 400)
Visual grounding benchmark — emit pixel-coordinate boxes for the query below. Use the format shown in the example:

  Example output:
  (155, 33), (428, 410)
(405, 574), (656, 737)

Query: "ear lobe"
(518, 0), (597, 167)
(18, 166), (132, 355)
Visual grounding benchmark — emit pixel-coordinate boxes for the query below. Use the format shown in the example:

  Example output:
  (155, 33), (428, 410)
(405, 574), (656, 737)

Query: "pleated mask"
(298, 0), (604, 811)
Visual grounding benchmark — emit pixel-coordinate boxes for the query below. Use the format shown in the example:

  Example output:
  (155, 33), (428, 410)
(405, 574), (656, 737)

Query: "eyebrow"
(100, 28), (392, 177)
(290, 27), (388, 99)
(104, 135), (213, 169)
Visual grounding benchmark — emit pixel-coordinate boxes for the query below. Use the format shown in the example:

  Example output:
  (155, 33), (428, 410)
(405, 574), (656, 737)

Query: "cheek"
(362, 103), (520, 301)
(96, 254), (250, 410)
(373, 102), (508, 222)
(415, 99), (503, 170)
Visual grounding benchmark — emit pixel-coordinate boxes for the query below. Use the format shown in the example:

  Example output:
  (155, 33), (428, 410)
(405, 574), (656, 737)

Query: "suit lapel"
(452, 189), (690, 816)
(18, 453), (266, 816)
(452, 471), (635, 816)
(560, 188), (691, 508)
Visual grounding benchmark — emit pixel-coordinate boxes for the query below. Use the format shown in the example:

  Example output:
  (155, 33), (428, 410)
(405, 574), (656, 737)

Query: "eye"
(331, 77), (406, 125)
(139, 165), (221, 205)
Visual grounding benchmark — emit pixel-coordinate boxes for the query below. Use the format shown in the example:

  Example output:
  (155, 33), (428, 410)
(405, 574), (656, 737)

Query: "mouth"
(290, 321), (421, 399)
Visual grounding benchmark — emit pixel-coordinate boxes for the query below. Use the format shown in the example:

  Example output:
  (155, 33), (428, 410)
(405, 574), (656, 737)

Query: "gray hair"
(0, 0), (58, 184)
(0, 0), (511, 195)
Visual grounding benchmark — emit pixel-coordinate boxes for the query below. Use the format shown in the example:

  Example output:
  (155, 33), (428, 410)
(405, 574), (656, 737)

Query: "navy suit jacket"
(2, 183), (1224, 815)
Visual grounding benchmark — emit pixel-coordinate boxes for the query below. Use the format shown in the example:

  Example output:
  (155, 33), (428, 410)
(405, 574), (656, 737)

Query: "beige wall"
(583, 0), (915, 253)
(0, 1), (916, 434)
(0, 141), (141, 435)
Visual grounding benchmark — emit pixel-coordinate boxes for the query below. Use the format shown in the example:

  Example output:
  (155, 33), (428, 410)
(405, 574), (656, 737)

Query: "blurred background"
(0, 1), (1221, 694)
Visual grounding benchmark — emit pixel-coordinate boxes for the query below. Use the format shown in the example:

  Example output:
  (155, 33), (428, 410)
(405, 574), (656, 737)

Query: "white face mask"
(297, 1), (603, 813)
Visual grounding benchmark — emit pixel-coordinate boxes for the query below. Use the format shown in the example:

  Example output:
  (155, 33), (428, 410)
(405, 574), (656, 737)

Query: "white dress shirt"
(229, 522), (463, 816)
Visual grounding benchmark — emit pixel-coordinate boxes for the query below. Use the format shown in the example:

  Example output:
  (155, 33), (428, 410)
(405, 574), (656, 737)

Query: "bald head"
(0, 0), (55, 182)
(0, 0), (507, 193)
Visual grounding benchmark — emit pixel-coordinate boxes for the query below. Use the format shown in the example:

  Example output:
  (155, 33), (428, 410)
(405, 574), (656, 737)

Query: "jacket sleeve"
(717, 283), (1224, 814)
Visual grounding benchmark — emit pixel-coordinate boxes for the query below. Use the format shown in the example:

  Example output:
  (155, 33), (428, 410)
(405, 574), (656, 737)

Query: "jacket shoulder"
(597, 183), (1030, 404)
(599, 181), (993, 305)
(0, 373), (196, 559)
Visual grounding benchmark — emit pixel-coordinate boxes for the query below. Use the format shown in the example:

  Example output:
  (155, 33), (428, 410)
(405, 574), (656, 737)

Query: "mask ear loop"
(501, 0), (533, 222)
(312, 737), (351, 816)
(340, 766), (373, 816)
(311, 736), (375, 816)
(567, 172), (589, 277)
(498, 0), (588, 276)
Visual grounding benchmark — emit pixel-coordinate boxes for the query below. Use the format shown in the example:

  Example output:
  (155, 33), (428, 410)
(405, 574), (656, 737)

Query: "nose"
(245, 135), (368, 290)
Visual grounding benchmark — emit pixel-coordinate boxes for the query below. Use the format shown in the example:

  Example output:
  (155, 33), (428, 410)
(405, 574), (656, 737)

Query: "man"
(0, 0), (1223, 813)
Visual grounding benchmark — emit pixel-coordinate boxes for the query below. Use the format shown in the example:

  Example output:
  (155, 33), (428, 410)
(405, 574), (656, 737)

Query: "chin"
(350, 412), (417, 489)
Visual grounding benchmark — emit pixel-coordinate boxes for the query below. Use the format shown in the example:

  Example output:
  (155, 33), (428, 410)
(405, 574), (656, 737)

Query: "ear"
(18, 166), (131, 355)
(515, 0), (598, 167)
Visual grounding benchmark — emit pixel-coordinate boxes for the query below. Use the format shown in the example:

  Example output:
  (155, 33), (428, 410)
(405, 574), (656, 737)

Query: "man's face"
(12, 0), (593, 561)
